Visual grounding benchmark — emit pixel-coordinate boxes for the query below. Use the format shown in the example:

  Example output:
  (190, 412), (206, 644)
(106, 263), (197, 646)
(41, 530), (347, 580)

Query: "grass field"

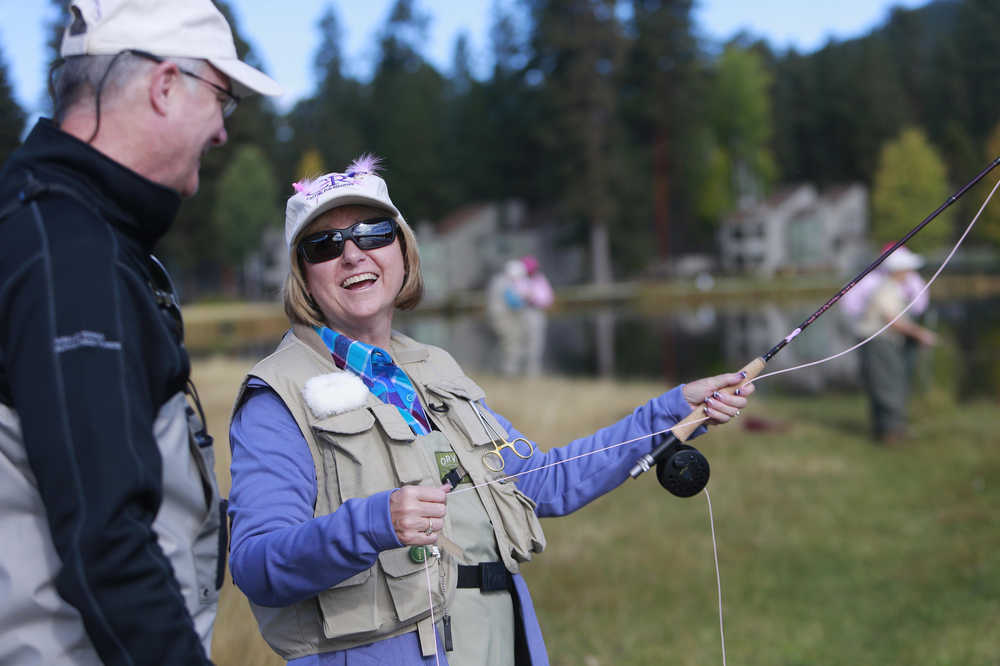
(193, 357), (1000, 666)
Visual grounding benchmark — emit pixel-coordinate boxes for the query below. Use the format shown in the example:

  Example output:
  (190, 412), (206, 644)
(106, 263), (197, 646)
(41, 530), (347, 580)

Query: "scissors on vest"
(469, 400), (534, 472)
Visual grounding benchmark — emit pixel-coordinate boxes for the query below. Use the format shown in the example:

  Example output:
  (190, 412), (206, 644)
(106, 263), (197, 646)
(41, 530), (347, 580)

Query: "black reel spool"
(656, 443), (710, 498)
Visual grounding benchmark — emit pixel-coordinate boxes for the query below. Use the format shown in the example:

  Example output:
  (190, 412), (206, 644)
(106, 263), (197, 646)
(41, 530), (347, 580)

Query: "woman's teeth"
(342, 273), (378, 288)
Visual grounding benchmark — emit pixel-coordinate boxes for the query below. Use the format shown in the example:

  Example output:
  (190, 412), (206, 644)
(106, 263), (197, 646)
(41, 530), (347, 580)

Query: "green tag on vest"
(435, 450), (470, 486)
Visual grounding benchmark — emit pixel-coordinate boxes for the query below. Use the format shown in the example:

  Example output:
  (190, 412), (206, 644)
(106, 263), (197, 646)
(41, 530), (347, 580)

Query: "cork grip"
(670, 357), (766, 442)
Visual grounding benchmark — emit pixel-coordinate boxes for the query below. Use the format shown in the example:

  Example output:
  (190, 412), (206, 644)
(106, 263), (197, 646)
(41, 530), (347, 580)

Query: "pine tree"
(367, 0), (449, 224)
(524, 0), (624, 285)
(0, 43), (26, 162)
(622, 0), (706, 258)
(282, 4), (367, 174)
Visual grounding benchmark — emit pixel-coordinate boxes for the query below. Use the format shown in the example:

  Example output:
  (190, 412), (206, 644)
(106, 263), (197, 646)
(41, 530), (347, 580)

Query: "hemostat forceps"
(469, 400), (534, 472)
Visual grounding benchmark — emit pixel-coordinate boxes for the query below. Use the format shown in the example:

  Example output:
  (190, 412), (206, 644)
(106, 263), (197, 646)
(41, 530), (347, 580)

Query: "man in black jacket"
(0, 1), (281, 664)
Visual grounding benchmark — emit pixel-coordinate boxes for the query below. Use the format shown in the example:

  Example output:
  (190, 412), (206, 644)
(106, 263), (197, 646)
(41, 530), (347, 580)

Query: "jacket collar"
(291, 324), (430, 366)
(13, 119), (182, 251)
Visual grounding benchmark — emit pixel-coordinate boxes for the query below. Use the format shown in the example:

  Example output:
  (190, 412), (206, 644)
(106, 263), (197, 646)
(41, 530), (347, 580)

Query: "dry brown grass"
(192, 357), (282, 666)
(198, 356), (1000, 665)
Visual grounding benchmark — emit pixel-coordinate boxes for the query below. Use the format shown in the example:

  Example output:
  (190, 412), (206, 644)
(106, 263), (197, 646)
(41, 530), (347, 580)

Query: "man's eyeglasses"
(298, 217), (399, 264)
(129, 49), (240, 118)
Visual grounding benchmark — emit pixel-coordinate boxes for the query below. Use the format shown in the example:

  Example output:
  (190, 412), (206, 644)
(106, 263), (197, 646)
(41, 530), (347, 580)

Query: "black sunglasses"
(128, 49), (240, 117)
(298, 217), (399, 264)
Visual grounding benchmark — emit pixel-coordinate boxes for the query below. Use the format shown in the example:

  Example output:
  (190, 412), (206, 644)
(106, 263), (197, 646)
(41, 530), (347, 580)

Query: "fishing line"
(426, 173), (1000, 663)
(447, 418), (710, 497)
(705, 487), (726, 666)
(452, 170), (999, 499)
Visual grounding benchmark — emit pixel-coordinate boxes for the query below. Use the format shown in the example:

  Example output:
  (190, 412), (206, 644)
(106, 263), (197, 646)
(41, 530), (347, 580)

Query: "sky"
(0, 0), (931, 121)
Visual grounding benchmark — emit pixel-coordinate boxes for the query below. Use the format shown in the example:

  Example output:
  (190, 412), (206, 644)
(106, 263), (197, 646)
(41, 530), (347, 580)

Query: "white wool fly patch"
(302, 372), (369, 419)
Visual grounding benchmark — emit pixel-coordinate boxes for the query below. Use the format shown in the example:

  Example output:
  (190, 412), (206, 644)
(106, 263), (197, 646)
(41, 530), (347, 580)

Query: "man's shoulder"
(0, 169), (127, 290)
(0, 159), (105, 224)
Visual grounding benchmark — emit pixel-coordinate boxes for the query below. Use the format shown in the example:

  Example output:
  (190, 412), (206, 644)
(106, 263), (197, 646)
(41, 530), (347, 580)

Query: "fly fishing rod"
(631, 155), (1000, 496)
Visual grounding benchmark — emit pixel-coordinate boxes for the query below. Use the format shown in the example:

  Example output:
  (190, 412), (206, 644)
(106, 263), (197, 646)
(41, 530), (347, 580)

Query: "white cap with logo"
(284, 155), (406, 249)
(60, 0), (283, 98)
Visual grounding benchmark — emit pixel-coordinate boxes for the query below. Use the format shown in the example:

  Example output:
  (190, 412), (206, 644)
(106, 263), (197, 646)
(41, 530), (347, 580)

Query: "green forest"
(3, 0), (1000, 297)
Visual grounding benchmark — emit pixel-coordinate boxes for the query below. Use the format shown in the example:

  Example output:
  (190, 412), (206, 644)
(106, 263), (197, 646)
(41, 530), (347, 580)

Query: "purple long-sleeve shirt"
(228, 380), (701, 665)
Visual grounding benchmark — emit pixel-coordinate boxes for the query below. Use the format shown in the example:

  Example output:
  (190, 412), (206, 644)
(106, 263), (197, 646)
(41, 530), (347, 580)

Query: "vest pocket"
(378, 547), (447, 624)
(312, 407), (437, 502)
(317, 568), (379, 639)
(313, 410), (383, 501)
(487, 481), (547, 563)
(425, 380), (497, 448)
(371, 405), (433, 487)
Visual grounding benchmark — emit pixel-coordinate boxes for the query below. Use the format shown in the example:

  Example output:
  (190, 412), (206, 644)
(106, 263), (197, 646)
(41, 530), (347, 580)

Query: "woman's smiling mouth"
(341, 272), (379, 289)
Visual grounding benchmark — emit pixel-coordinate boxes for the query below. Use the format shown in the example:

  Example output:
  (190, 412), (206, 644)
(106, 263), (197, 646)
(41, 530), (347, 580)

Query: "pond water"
(398, 295), (1000, 400)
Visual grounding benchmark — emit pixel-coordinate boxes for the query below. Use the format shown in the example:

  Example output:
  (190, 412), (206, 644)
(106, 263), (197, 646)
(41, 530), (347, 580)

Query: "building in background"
(417, 199), (585, 304)
(718, 184), (869, 277)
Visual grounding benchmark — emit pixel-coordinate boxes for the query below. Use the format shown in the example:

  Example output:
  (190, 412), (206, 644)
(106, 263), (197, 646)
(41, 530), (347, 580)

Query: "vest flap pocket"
(488, 482), (547, 563)
(426, 376), (486, 402)
(312, 409), (387, 500)
(425, 378), (498, 447)
(378, 547), (425, 578)
(313, 407), (429, 496)
(449, 400), (505, 449)
(371, 404), (415, 442)
(317, 567), (378, 640)
(378, 547), (445, 624)
(314, 409), (375, 436)
(370, 405), (430, 484)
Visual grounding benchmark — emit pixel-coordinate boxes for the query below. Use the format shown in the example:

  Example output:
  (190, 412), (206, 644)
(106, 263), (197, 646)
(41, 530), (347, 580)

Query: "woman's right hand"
(682, 371), (755, 425)
(389, 484), (451, 546)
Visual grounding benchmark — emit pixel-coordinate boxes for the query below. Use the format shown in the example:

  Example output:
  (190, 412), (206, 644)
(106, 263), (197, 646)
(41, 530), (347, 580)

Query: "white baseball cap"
(285, 155), (406, 248)
(60, 0), (283, 98)
(882, 245), (924, 273)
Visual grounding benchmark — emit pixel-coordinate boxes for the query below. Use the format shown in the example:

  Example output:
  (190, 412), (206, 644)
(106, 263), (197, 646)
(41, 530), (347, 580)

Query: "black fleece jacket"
(0, 119), (211, 664)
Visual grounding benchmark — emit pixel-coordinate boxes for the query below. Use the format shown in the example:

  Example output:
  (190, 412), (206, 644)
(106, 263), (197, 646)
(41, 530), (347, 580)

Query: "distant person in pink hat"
(0, 1), (282, 664)
(487, 258), (529, 376)
(854, 246), (937, 443)
(517, 255), (554, 376)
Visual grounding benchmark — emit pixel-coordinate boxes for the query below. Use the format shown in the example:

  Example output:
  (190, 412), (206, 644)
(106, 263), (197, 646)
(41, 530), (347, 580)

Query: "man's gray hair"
(50, 52), (206, 123)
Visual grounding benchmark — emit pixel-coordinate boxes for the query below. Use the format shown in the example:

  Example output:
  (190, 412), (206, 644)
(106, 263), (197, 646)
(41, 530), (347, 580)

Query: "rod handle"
(671, 357), (766, 442)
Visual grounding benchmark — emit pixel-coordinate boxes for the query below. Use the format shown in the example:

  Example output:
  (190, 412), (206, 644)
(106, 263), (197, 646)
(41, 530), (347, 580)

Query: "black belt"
(456, 562), (512, 592)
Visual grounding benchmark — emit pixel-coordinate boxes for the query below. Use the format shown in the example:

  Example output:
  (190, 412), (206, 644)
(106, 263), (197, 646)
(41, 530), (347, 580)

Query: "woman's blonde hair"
(282, 209), (423, 328)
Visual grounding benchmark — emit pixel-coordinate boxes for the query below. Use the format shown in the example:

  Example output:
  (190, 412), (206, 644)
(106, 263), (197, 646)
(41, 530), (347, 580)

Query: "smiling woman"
(280, 155), (424, 342)
(225, 154), (753, 665)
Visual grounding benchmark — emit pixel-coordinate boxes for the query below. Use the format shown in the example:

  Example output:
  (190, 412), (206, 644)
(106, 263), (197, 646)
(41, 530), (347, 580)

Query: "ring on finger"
(424, 518), (434, 535)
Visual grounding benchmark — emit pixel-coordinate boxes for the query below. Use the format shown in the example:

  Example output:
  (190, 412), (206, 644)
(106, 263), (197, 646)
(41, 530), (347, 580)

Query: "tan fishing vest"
(234, 326), (546, 661)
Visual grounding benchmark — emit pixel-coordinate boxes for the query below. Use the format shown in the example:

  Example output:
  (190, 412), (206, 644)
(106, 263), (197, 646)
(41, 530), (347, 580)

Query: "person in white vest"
(227, 155), (754, 665)
(0, 1), (281, 664)
(853, 246), (937, 443)
(486, 258), (529, 376)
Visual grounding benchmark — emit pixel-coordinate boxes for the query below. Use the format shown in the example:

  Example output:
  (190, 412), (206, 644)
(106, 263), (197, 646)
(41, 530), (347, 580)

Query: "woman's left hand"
(682, 372), (756, 425)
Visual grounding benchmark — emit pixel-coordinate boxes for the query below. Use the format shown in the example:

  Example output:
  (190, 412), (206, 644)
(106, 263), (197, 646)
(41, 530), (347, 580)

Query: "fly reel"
(656, 442), (710, 498)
